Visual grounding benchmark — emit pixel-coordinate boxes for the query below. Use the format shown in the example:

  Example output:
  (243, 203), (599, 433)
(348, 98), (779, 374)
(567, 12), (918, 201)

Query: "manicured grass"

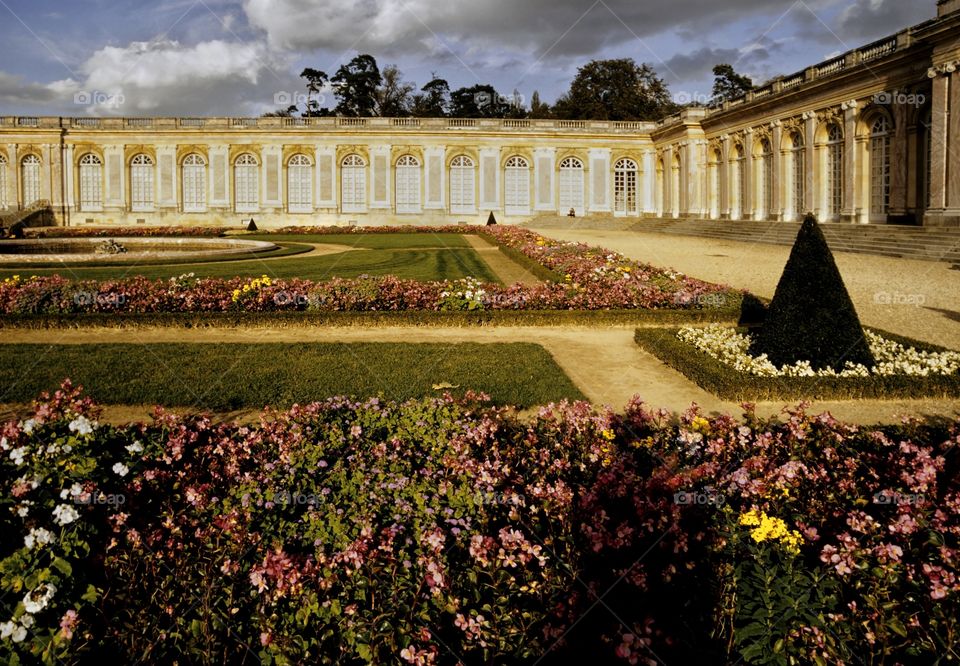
(634, 326), (960, 401)
(0, 234), (501, 283)
(0, 342), (584, 409)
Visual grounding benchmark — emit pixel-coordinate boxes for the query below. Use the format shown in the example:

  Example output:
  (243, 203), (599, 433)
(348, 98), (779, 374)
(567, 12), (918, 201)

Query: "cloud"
(69, 39), (296, 115)
(243, 0), (807, 59)
(0, 70), (65, 107)
(836, 0), (933, 41)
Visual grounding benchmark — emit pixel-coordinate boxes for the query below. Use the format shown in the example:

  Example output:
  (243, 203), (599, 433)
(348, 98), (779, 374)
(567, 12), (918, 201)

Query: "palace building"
(1, 0), (959, 228)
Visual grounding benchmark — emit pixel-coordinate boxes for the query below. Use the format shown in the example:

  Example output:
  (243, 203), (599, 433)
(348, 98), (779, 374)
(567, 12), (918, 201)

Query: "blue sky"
(0, 0), (936, 116)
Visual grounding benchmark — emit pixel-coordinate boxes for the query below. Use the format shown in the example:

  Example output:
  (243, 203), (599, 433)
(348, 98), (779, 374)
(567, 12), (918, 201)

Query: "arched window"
(395, 155), (421, 214)
(341, 154), (366, 213)
(558, 157), (584, 215)
(234, 153), (259, 213)
(826, 125), (844, 220)
(731, 146), (745, 220)
(790, 132), (805, 221)
(21, 155), (41, 206)
(450, 155), (476, 214)
(869, 115), (891, 218)
(79, 153), (103, 212)
(614, 158), (639, 216)
(287, 154), (313, 213)
(758, 139), (773, 219)
(182, 154), (206, 212)
(0, 154), (7, 209)
(504, 156), (530, 214)
(130, 154), (154, 212)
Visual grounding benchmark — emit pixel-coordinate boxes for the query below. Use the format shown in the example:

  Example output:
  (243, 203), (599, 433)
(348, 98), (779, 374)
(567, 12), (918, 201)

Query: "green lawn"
(0, 234), (500, 283)
(0, 342), (584, 409)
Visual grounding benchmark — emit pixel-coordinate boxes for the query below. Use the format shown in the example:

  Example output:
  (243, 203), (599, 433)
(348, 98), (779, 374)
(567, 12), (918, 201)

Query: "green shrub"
(751, 215), (874, 371)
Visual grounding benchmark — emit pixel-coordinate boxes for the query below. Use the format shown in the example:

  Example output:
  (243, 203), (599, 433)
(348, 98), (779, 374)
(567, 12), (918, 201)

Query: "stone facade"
(1, 1), (958, 227)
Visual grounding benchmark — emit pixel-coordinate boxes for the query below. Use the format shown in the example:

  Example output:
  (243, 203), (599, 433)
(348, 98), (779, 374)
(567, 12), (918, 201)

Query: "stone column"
(841, 99), (860, 223)
(720, 134), (730, 218)
(771, 121), (783, 220)
(803, 112), (816, 216)
(948, 68), (960, 217)
(744, 129), (754, 219)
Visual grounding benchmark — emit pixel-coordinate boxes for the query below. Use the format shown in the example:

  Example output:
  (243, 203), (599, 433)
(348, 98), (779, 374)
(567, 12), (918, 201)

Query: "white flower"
(15, 502), (32, 518)
(9, 447), (27, 466)
(112, 462), (129, 477)
(23, 527), (55, 550)
(126, 441), (144, 455)
(21, 419), (36, 434)
(23, 583), (56, 614)
(52, 503), (79, 526)
(68, 416), (95, 436)
(676, 326), (960, 378)
(19, 614), (33, 629)
(0, 436), (8, 451)
(0, 620), (14, 638)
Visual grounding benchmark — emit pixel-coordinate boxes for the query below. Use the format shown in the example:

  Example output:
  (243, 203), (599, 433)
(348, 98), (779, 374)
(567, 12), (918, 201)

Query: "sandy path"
(529, 227), (960, 350)
(3, 325), (957, 425)
(463, 235), (542, 286)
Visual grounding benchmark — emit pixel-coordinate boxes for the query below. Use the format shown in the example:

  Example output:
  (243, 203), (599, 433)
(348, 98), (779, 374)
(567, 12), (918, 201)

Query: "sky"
(0, 0), (937, 117)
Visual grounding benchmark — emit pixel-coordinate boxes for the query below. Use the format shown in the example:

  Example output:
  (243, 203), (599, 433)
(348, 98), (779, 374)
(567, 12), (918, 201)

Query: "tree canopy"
(711, 64), (753, 105)
(282, 54), (689, 120)
(551, 59), (678, 121)
(331, 55), (382, 117)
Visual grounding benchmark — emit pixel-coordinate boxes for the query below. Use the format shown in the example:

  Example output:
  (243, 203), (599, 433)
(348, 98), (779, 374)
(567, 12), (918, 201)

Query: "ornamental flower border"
(0, 225), (743, 321)
(1, 381), (958, 665)
(634, 326), (960, 401)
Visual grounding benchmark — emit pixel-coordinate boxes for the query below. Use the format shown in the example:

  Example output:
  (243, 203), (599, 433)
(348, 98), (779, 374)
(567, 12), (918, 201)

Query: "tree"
(375, 64), (414, 117)
(551, 58), (677, 120)
(299, 67), (330, 117)
(411, 77), (450, 117)
(528, 91), (552, 119)
(448, 84), (510, 118)
(331, 54), (382, 117)
(711, 64), (753, 105)
(750, 214), (875, 371)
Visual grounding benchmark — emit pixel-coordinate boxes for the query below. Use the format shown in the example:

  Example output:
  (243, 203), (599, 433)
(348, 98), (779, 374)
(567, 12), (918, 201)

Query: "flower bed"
(1, 382), (958, 664)
(634, 326), (960, 401)
(0, 227), (739, 318)
(26, 226), (230, 238)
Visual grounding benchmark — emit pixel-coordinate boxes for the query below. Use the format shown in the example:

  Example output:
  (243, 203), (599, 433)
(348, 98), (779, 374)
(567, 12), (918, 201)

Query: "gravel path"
(530, 227), (960, 350)
(463, 234), (542, 286)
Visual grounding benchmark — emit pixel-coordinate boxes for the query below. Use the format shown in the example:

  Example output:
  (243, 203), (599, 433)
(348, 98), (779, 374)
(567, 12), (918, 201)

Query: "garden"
(1, 219), (959, 664)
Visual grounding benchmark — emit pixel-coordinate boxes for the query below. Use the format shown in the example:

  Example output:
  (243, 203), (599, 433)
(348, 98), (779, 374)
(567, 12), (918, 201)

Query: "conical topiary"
(750, 214), (875, 371)
(486, 212), (498, 226)
(246, 218), (258, 231)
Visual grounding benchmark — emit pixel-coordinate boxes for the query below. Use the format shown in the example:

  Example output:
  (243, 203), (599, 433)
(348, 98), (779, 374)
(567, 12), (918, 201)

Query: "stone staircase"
(526, 216), (960, 264)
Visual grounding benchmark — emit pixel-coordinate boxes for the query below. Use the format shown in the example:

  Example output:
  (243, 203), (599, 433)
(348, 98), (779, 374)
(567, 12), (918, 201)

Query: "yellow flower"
(738, 509), (803, 554)
(600, 429), (616, 441)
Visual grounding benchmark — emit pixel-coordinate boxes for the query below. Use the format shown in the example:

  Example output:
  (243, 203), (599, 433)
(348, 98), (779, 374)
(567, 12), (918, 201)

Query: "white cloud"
(68, 39), (295, 115)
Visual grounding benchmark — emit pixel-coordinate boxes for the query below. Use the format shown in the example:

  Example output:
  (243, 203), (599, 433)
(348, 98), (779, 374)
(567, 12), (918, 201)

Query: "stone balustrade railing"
(0, 115), (658, 134)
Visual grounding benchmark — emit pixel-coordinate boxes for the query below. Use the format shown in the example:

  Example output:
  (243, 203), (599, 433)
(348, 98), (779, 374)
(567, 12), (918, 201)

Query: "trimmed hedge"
(0, 306), (743, 330)
(634, 326), (960, 401)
